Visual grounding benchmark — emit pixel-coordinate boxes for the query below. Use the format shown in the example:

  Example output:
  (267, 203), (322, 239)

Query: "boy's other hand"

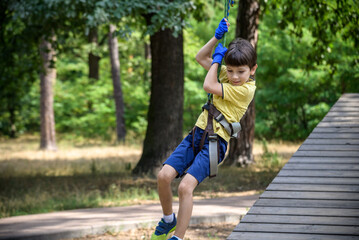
(215, 18), (229, 40)
(212, 43), (227, 65)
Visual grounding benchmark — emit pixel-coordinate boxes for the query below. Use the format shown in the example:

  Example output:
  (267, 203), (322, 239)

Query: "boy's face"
(226, 64), (257, 86)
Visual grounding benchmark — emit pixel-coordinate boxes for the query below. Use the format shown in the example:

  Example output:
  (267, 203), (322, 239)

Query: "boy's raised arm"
(203, 43), (227, 97)
(195, 18), (229, 71)
(195, 37), (219, 71)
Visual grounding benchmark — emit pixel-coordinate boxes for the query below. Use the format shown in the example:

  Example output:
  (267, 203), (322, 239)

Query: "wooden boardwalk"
(227, 93), (359, 240)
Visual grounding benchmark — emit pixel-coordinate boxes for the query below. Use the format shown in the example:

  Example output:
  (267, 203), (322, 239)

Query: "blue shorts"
(163, 127), (228, 184)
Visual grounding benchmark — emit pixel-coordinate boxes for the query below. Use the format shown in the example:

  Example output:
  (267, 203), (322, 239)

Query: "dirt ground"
(71, 222), (237, 240)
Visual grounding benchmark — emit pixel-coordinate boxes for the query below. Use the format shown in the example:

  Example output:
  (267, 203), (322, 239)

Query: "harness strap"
(191, 127), (197, 155)
(204, 102), (242, 137)
(207, 104), (219, 178)
(192, 102), (241, 178)
(215, 113), (232, 135)
(208, 134), (219, 178)
(198, 103), (220, 178)
(230, 122), (241, 138)
(199, 131), (207, 152)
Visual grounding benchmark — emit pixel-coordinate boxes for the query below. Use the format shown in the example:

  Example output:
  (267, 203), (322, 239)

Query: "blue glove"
(212, 43), (227, 65)
(214, 18), (228, 40)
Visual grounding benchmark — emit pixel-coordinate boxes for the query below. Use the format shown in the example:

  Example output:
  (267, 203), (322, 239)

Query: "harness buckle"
(208, 134), (218, 142)
(202, 102), (211, 111)
(215, 113), (225, 122)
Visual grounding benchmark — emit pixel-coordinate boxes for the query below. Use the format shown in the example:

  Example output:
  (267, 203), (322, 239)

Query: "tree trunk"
(133, 28), (184, 176)
(224, 0), (259, 166)
(39, 35), (57, 151)
(88, 27), (100, 80)
(235, 0), (259, 48)
(109, 24), (126, 141)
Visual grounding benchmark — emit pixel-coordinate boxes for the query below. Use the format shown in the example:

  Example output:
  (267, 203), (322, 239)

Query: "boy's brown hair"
(224, 38), (257, 68)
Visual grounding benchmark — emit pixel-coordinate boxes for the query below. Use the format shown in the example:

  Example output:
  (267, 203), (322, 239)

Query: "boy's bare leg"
(157, 164), (178, 215)
(174, 173), (198, 239)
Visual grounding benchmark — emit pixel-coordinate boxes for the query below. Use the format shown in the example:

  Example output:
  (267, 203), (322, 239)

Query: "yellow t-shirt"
(195, 65), (256, 142)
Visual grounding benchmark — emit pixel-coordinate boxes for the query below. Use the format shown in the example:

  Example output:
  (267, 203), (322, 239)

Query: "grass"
(0, 135), (300, 218)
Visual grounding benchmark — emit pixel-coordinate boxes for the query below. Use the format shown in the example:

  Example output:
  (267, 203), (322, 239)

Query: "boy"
(151, 18), (257, 240)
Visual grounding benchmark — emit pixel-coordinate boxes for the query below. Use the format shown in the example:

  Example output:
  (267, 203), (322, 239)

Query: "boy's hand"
(215, 18), (229, 40)
(212, 43), (227, 65)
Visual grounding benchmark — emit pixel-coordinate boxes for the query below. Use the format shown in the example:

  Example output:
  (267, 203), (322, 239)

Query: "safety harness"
(192, 101), (241, 178)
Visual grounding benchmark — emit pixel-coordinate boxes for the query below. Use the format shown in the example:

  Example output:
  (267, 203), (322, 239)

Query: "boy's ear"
(250, 64), (258, 75)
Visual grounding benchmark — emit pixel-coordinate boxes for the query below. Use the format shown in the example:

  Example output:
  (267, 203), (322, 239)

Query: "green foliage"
(0, 2), (40, 137)
(55, 73), (116, 140)
(53, 31), (150, 139)
(127, 0), (208, 37)
(255, 6), (358, 140)
(263, 0), (359, 64)
(0, 0), (208, 139)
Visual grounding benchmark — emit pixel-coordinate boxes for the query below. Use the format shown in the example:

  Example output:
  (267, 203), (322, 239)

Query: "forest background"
(1, 0), (358, 143)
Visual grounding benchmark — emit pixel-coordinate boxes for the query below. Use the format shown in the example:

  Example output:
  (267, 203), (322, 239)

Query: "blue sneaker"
(168, 237), (179, 240)
(151, 214), (177, 240)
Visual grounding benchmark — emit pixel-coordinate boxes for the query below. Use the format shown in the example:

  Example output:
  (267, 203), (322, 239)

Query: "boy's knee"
(178, 181), (193, 197)
(157, 168), (174, 185)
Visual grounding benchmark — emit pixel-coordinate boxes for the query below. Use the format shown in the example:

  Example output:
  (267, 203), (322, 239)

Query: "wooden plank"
(313, 128), (359, 133)
(282, 163), (359, 170)
(334, 99), (359, 103)
(330, 107), (359, 112)
(266, 183), (359, 192)
(289, 157), (359, 164)
(336, 95), (359, 99)
(334, 100), (359, 104)
(299, 145), (359, 151)
(341, 93), (359, 98)
(337, 96), (359, 99)
(335, 103), (359, 106)
(334, 102), (359, 108)
(338, 96), (359, 101)
(293, 151), (359, 157)
(241, 215), (359, 226)
(338, 101), (359, 104)
(334, 101), (359, 105)
(227, 232), (359, 240)
(260, 191), (359, 200)
(336, 98), (359, 101)
(278, 170), (359, 177)
(308, 133), (359, 139)
(332, 98), (359, 102)
(272, 177), (359, 185)
(302, 139), (359, 145)
(254, 199), (359, 209)
(336, 96), (359, 99)
(326, 112), (359, 117)
(317, 122), (359, 128)
(248, 207), (359, 217)
(233, 223), (359, 235)
(322, 116), (359, 122)
(294, 151), (359, 157)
